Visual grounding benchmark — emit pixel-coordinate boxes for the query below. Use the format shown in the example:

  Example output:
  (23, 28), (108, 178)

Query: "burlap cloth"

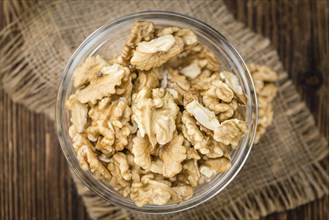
(0, 0), (328, 219)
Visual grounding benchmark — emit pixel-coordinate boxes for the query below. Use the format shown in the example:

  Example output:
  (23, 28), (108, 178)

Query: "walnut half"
(131, 35), (184, 70)
(131, 88), (179, 147)
(159, 133), (187, 178)
(76, 64), (129, 104)
(214, 119), (248, 148)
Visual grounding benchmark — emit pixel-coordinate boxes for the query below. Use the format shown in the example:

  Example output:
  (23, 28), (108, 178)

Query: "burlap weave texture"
(0, 1), (328, 219)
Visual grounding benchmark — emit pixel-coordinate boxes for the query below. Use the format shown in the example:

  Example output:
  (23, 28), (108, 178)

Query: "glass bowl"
(55, 11), (258, 214)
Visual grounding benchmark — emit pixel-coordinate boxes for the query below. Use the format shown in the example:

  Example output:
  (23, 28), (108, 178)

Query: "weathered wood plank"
(0, 0), (327, 219)
(224, 1), (328, 220)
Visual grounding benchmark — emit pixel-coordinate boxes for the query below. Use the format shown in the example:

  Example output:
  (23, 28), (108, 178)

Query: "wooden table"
(0, 0), (328, 219)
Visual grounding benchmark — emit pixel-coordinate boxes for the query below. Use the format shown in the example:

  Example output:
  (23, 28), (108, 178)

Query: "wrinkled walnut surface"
(248, 63), (278, 143)
(66, 21), (277, 207)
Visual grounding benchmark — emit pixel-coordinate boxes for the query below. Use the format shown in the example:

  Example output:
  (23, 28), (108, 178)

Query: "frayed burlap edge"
(1, 1), (328, 219)
(0, 0), (56, 119)
(73, 162), (329, 219)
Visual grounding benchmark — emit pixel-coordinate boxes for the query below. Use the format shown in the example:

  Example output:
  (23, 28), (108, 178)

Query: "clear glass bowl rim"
(55, 10), (258, 214)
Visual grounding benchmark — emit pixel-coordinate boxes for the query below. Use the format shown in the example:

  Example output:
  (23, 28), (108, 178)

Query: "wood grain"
(0, 1), (89, 219)
(0, 0), (328, 219)
(223, 1), (329, 220)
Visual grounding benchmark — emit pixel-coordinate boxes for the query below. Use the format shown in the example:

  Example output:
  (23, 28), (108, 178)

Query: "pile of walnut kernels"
(66, 21), (278, 207)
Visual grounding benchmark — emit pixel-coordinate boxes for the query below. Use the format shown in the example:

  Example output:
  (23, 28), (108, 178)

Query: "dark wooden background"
(0, 0), (328, 219)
